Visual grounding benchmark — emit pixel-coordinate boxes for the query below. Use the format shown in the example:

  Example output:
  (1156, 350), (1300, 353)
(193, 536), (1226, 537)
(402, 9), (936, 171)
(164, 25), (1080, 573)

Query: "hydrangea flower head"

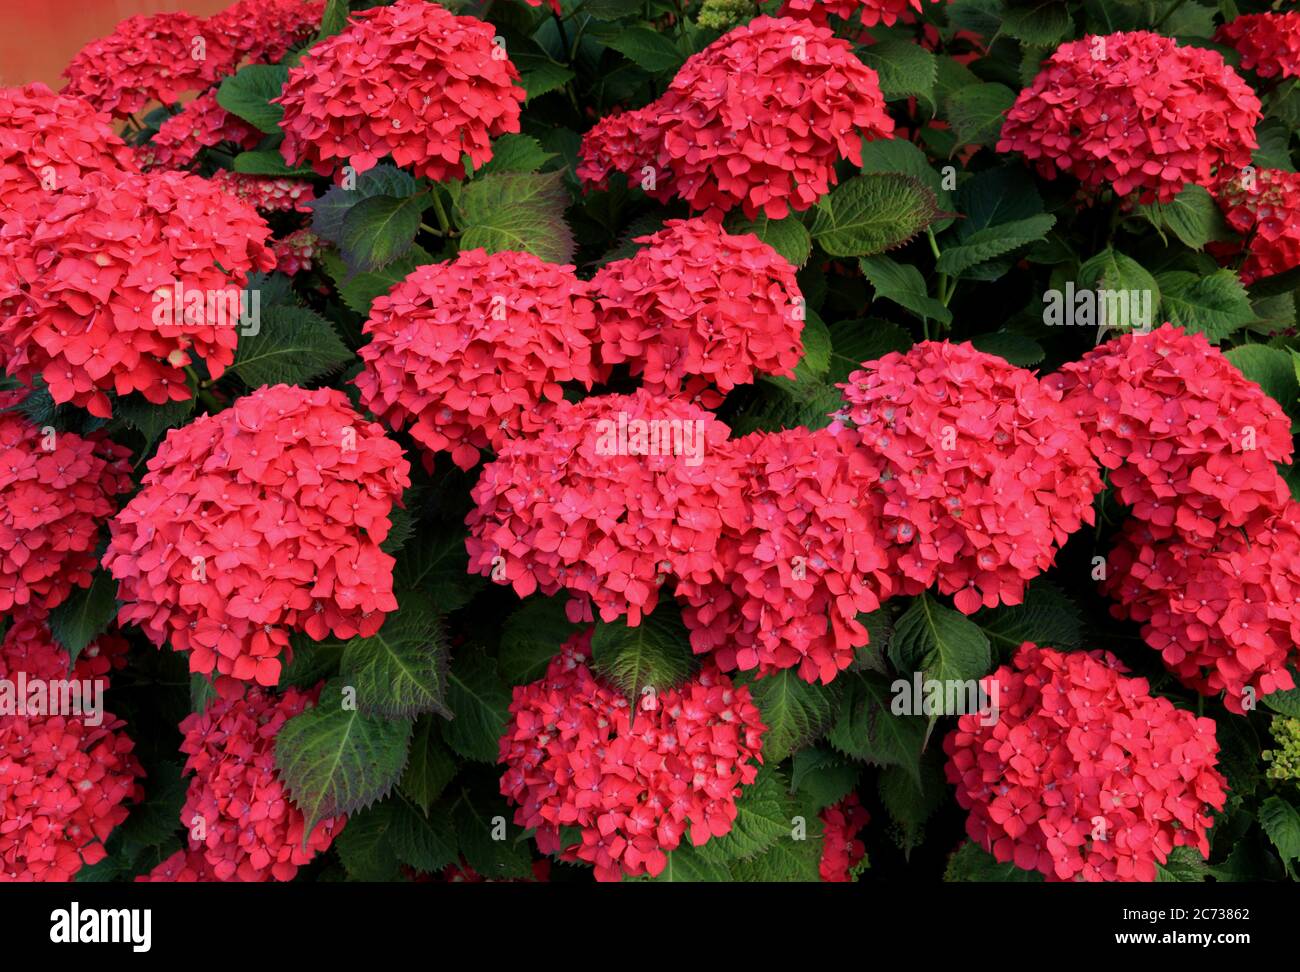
(998, 31), (1261, 203)
(208, 0), (326, 67)
(590, 218), (805, 402)
(275, 0), (525, 181)
(819, 792), (869, 881)
(780, 0), (950, 28)
(103, 384), (411, 690)
(1216, 12), (1300, 81)
(138, 91), (261, 171)
(356, 248), (600, 471)
(1215, 168), (1300, 285)
(839, 341), (1101, 614)
(944, 643), (1227, 881)
(499, 630), (765, 881)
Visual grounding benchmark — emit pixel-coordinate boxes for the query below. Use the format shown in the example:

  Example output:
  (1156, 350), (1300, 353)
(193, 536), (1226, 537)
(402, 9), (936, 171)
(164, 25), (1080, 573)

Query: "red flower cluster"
(466, 390), (737, 625)
(207, 0), (325, 67)
(0, 168), (274, 418)
(138, 91), (261, 171)
(839, 341), (1100, 615)
(103, 384), (411, 690)
(62, 12), (236, 118)
(138, 847), (217, 882)
(577, 16), (894, 219)
(780, 0), (948, 28)
(1054, 325), (1293, 543)
(0, 393), (132, 612)
(677, 426), (893, 683)
(356, 248), (600, 472)
(590, 218), (805, 402)
(273, 229), (322, 276)
(0, 83), (136, 225)
(499, 630), (765, 881)
(1104, 514), (1300, 714)
(1216, 12), (1300, 81)
(944, 643), (1227, 882)
(175, 684), (344, 881)
(275, 0), (525, 181)
(209, 171), (316, 214)
(998, 31), (1261, 203)
(0, 615), (142, 882)
(1215, 168), (1300, 285)
(819, 792), (869, 882)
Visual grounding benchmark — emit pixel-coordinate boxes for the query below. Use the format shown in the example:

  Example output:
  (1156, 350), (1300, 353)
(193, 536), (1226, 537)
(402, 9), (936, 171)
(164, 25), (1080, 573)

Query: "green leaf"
(945, 82), (1015, 148)
(1224, 344), (1298, 416)
(790, 747), (860, 811)
(499, 597), (577, 685)
(859, 137), (955, 231)
(1002, 0), (1073, 45)
(456, 171), (575, 264)
(442, 649), (511, 763)
(642, 845), (734, 882)
(339, 193), (425, 272)
(969, 331), (1045, 366)
(315, 0), (351, 44)
(590, 606), (696, 700)
(1077, 247), (1161, 332)
(811, 174), (938, 257)
(1141, 184), (1231, 251)
(389, 798), (457, 873)
(827, 318), (913, 384)
(478, 134), (556, 176)
(936, 214), (1056, 275)
(340, 598), (450, 720)
(217, 63), (288, 133)
(1157, 269), (1255, 342)
(861, 255), (953, 324)
(696, 767), (790, 864)
(860, 40), (937, 108)
(401, 714), (459, 812)
(513, 54), (575, 102)
(281, 634), (346, 690)
(310, 165), (419, 246)
(764, 311), (831, 398)
(889, 594), (993, 701)
(879, 759), (946, 854)
(230, 304), (351, 388)
(1262, 683), (1300, 718)
(1155, 846), (1215, 882)
(1259, 796), (1300, 864)
(274, 678), (413, 832)
(826, 671), (927, 779)
(974, 581), (1082, 655)
(450, 785), (535, 879)
(334, 804), (402, 881)
(599, 26), (684, 73)
(944, 842), (1043, 881)
(322, 244), (432, 316)
(114, 761), (187, 859)
(230, 150), (317, 178)
(726, 212), (813, 268)
(729, 833), (823, 882)
(749, 670), (840, 763)
(392, 525), (485, 615)
(47, 571), (118, 664)
(113, 394), (194, 448)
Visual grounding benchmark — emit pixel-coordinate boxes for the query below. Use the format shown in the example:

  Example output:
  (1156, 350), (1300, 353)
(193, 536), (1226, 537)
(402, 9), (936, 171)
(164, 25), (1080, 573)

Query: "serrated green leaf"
(339, 193), (425, 272)
(1224, 344), (1298, 418)
(641, 844), (734, 882)
(456, 171), (575, 264)
(599, 26), (684, 73)
(729, 830), (823, 882)
(1259, 796), (1300, 864)
(726, 212), (813, 267)
(890, 594), (992, 697)
(973, 581), (1082, 656)
(392, 526), (485, 615)
(860, 40), (937, 109)
(749, 670), (839, 762)
(450, 785), (535, 879)
(281, 634), (346, 689)
(764, 311), (831, 399)
(1156, 846), (1214, 882)
(112, 395), (194, 448)
(401, 715), (458, 812)
(826, 671), (926, 779)
(47, 571), (117, 664)
(1002, 0), (1073, 45)
(944, 842), (1043, 881)
(478, 134), (556, 176)
(590, 607), (695, 699)
(970, 331), (1045, 366)
(230, 304), (351, 388)
(513, 53), (576, 102)
(310, 165), (419, 246)
(230, 150), (317, 177)
(389, 797), (457, 873)
(334, 803), (402, 881)
(217, 64), (288, 133)
(937, 214), (1056, 275)
(499, 597), (577, 685)
(879, 759), (945, 854)
(322, 244), (432, 316)
(1077, 247), (1161, 332)
(861, 255), (953, 324)
(946, 82), (1015, 149)
(696, 768), (790, 864)
(790, 747), (860, 811)
(274, 678), (413, 831)
(811, 174), (938, 257)
(442, 649), (511, 763)
(1263, 683), (1300, 718)
(1157, 269), (1255, 342)
(827, 318), (913, 384)
(340, 599), (450, 720)
(1141, 183), (1231, 251)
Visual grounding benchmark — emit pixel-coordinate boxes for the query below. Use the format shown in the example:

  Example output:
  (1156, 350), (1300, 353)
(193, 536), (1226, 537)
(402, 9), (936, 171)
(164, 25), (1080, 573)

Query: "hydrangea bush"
(2, 0), (1300, 885)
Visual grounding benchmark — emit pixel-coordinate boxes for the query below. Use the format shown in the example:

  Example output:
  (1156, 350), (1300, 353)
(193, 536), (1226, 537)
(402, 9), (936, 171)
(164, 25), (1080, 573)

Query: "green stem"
(428, 191), (452, 235)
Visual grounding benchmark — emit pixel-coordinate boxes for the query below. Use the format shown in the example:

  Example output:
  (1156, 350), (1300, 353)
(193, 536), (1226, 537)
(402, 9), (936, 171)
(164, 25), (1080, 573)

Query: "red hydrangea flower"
(210, 170), (316, 214)
(207, 0), (326, 67)
(356, 248), (601, 472)
(819, 792), (869, 882)
(590, 218), (805, 402)
(0, 393), (132, 612)
(62, 12), (237, 118)
(0, 83), (137, 225)
(780, 0), (949, 28)
(998, 32), (1261, 204)
(1215, 168), (1300, 285)
(676, 426), (893, 684)
(1216, 12), (1300, 81)
(103, 384), (411, 690)
(273, 229), (322, 276)
(137, 847), (218, 882)
(499, 630), (765, 881)
(839, 341), (1101, 615)
(138, 91), (261, 171)
(1053, 324), (1293, 543)
(466, 390), (739, 625)
(0, 615), (143, 882)
(577, 16), (894, 219)
(275, 0), (525, 181)
(175, 684), (344, 881)
(0, 167), (274, 418)
(944, 643), (1228, 882)
(1104, 513), (1300, 714)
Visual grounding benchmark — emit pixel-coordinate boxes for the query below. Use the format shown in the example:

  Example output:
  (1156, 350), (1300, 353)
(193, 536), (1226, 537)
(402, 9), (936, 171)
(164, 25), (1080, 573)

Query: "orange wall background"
(0, 0), (232, 88)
